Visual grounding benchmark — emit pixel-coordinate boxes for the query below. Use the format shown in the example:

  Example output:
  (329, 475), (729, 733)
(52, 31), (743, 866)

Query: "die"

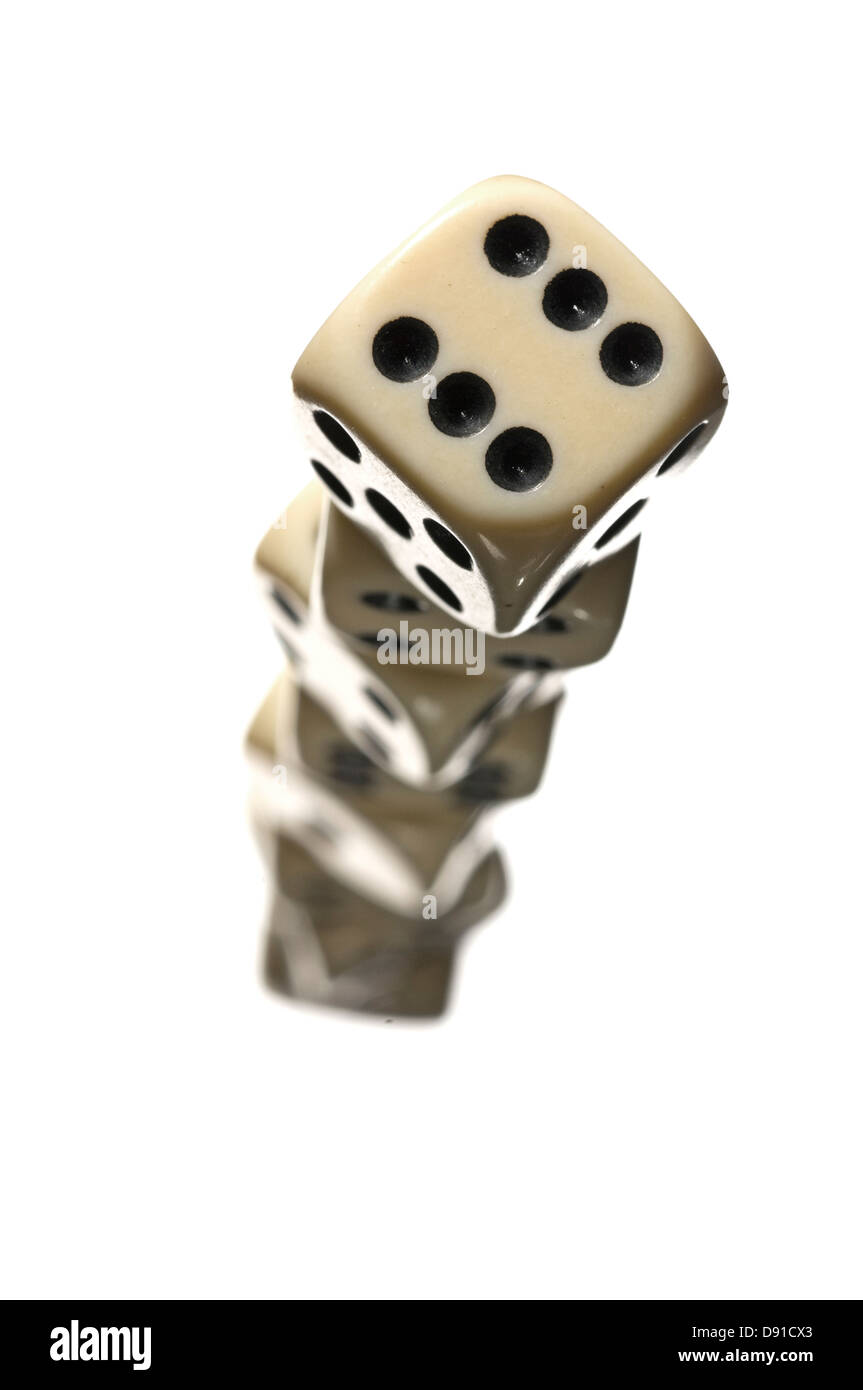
(282, 667), (562, 809)
(320, 499), (639, 676)
(247, 674), (500, 915)
(292, 175), (726, 635)
(255, 484), (547, 785)
(259, 830), (506, 1020)
(265, 831), (507, 955)
(263, 896), (458, 1019)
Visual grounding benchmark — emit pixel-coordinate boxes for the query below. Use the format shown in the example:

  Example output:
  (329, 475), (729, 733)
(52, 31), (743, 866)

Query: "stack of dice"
(247, 176), (727, 1019)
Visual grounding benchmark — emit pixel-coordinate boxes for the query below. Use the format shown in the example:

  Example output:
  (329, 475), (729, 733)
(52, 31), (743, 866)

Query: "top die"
(293, 176), (727, 636)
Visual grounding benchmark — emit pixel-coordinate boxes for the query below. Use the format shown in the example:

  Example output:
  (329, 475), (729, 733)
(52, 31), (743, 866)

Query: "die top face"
(293, 175), (726, 536)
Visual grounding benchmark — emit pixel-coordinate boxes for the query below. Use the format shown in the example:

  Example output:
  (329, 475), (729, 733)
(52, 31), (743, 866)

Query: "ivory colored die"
(254, 484), (547, 785)
(260, 832), (506, 1018)
(292, 175), (726, 635)
(246, 675), (500, 916)
(282, 668), (561, 810)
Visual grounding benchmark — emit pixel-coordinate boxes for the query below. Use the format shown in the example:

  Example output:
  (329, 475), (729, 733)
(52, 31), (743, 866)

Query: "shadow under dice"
(293, 175), (726, 635)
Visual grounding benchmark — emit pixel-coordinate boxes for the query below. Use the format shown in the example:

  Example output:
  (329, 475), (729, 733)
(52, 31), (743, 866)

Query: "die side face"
(351, 659), (541, 784)
(255, 487), (543, 782)
(268, 830), (507, 942)
(282, 675), (478, 827)
(265, 832), (506, 999)
(486, 539), (640, 671)
(246, 679), (426, 909)
(321, 502), (638, 674)
(318, 500), (478, 675)
(287, 673), (560, 810)
(263, 900), (457, 1019)
(254, 486), (492, 781)
(247, 678), (495, 913)
(267, 878), (427, 978)
(255, 488), (421, 771)
(293, 175), (726, 633)
(271, 671), (498, 893)
(307, 499), (546, 781)
(341, 950), (456, 1019)
(450, 691), (562, 804)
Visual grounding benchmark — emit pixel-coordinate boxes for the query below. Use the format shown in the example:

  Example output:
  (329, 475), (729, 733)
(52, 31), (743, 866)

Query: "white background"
(1, 2), (860, 1300)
